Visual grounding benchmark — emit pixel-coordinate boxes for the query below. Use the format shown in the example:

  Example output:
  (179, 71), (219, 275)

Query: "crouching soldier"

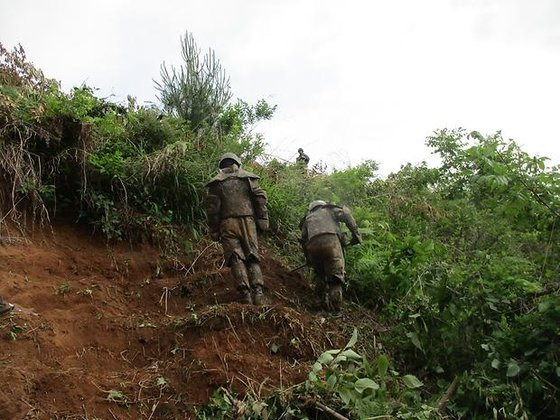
(300, 200), (362, 310)
(206, 153), (269, 305)
(0, 295), (14, 317)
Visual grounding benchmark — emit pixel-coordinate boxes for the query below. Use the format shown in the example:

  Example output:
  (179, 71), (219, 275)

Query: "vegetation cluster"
(1, 37), (559, 419)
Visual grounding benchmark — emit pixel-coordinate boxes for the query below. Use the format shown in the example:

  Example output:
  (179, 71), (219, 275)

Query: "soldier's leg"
(324, 238), (346, 311)
(246, 261), (264, 305)
(230, 256), (252, 304)
(306, 240), (329, 306)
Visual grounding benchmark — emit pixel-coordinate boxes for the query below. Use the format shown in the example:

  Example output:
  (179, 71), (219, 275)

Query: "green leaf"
(406, 332), (423, 352)
(538, 301), (551, 312)
(402, 374), (423, 389)
(506, 361), (520, 377)
(156, 376), (167, 386)
(346, 328), (358, 349)
(318, 351), (334, 364)
(312, 362), (322, 373)
(556, 367), (560, 377)
(491, 359), (500, 369)
(327, 373), (337, 387)
(377, 355), (389, 377)
(337, 387), (355, 405)
(354, 378), (380, 393)
(270, 343), (280, 354)
(340, 349), (362, 360)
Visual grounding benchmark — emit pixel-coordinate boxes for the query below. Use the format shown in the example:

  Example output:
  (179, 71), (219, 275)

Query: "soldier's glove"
(256, 219), (269, 232)
(210, 231), (221, 242)
(349, 234), (362, 246)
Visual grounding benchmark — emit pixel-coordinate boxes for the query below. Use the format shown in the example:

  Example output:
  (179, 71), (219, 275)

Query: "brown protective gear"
(256, 218), (269, 232)
(300, 204), (360, 245)
(218, 152), (242, 168)
(247, 262), (264, 288)
(231, 256), (252, 304)
(206, 160), (269, 305)
(305, 233), (346, 285)
(300, 202), (361, 310)
(220, 216), (259, 266)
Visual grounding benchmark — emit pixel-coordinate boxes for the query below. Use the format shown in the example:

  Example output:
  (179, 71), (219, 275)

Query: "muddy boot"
(252, 285), (265, 306)
(0, 298), (14, 317)
(329, 284), (343, 311)
(247, 262), (265, 306)
(238, 286), (253, 304)
(231, 257), (251, 304)
(323, 283), (331, 310)
(315, 277), (326, 298)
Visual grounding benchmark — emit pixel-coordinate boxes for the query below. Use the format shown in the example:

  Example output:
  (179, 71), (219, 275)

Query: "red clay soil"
(0, 224), (349, 419)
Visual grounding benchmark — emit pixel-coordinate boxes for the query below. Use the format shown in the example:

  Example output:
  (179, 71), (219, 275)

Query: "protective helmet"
(308, 200), (326, 212)
(298, 148), (304, 153)
(218, 152), (242, 169)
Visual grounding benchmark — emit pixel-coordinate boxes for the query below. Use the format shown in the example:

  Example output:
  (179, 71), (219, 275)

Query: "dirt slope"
(0, 224), (354, 419)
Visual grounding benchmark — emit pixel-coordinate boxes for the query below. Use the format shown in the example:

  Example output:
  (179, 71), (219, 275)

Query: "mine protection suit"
(206, 153), (269, 305)
(300, 200), (362, 310)
(0, 295), (14, 317)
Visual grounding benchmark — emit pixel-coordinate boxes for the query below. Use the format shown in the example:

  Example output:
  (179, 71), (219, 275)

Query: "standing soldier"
(206, 153), (269, 305)
(296, 148), (310, 167)
(0, 295), (14, 317)
(299, 200), (362, 310)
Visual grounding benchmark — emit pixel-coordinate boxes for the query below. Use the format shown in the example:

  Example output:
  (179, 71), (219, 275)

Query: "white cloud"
(1, 0), (559, 174)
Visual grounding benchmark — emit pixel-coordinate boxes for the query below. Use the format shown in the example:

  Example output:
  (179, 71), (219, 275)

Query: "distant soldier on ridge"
(299, 200), (362, 310)
(206, 153), (269, 305)
(296, 148), (310, 167)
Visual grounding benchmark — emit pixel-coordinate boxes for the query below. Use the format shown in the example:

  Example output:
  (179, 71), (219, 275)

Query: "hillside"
(0, 223), (371, 418)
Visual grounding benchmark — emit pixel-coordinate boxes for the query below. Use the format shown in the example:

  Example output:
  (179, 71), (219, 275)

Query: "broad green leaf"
(346, 328), (358, 349)
(337, 387), (354, 405)
(354, 377), (380, 393)
(312, 362), (322, 373)
(318, 351), (334, 364)
(327, 373), (337, 387)
(507, 361), (520, 377)
(406, 332), (423, 352)
(340, 349), (362, 360)
(402, 374), (423, 389)
(377, 355), (389, 377)
(491, 359), (500, 369)
(556, 367), (560, 377)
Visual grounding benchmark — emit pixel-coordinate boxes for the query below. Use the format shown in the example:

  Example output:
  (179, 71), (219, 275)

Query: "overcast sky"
(2, 0), (559, 174)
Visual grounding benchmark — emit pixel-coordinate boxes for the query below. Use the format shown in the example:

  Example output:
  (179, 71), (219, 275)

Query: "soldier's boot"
(247, 262), (265, 306)
(231, 257), (252, 304)
(238, 287), (252, 304)
(0, 297), (14, 317)
(328, 279), (343, 312)
(314, 275), (326, 298)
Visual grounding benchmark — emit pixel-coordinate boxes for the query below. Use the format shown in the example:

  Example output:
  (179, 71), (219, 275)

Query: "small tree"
(156, 31), (232, 130)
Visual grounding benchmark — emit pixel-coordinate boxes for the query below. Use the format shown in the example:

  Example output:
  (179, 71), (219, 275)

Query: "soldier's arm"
(249, 178), (269, 231)
(299, 218), (311, 264)
(335, 206), (362, 244)
(205, 184), (221, 241)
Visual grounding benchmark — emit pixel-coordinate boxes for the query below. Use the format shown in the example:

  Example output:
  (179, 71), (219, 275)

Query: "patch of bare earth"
(0, 224), (353, 419)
